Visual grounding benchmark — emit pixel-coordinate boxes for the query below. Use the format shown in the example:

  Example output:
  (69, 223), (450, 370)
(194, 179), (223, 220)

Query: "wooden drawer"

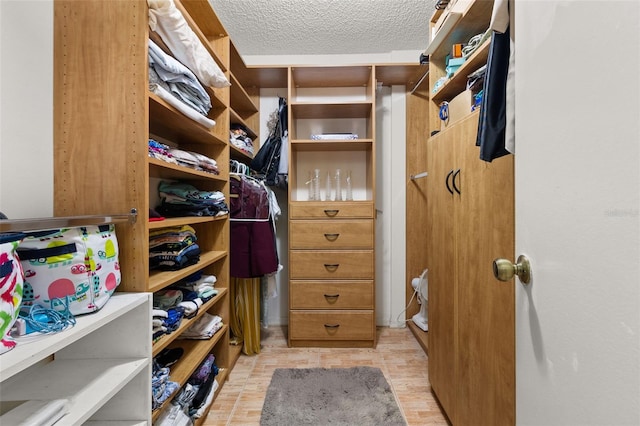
(290, 220), (373, 249)
(289, 201), (374, 219)
(289, 311), (375, 340)
(289, 250), (373, 279)
(290, 280), (374, 309)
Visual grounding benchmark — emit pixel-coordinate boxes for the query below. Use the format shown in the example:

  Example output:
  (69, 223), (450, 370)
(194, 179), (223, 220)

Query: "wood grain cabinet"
(415, 1), (518, 424)
(426, 111), (515, 426)
(287, 66), (377, 348)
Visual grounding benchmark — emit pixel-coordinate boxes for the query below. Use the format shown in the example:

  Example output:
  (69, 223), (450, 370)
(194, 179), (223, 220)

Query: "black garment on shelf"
(250, 97), (287, 187)
(476, 29), (511, 162)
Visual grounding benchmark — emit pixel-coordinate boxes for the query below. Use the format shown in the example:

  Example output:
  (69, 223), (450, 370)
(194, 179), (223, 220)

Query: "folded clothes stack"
(156, 181), (228, 218)
(149, 224), (200, 271)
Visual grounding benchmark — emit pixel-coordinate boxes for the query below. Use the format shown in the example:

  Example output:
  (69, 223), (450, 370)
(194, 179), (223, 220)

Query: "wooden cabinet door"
(426, 128), (457, 423)
(455, 114), (515, 425)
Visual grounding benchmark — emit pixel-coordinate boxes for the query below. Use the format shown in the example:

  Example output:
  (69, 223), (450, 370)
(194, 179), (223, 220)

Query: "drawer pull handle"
(324, 324), (340, 329)
(324, 233), (340, 241)
(324, 264), (339, 272)
(324, 293), (340, 299)
(323, 209), (339, 217)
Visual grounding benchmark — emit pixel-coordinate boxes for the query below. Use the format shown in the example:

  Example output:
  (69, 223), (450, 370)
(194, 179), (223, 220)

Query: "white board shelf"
(0, 292), (152, 424)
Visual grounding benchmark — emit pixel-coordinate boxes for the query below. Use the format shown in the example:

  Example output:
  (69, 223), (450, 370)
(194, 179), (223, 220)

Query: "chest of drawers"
(288, 201), (376, 348)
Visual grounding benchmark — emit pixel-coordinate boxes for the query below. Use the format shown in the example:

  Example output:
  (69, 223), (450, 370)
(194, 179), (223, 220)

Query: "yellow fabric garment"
(230, 277), (261, 355)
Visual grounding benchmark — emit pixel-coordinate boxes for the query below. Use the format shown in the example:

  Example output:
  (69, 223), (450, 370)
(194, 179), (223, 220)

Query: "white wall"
(0, 0), (53, 219)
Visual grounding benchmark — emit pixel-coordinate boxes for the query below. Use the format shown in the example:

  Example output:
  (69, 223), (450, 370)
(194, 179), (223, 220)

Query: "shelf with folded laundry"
(152, 349), (227, 422)
(149, 92), (228, 146)
(229, 122), (256, 159)
(153, 181), (229, 219)
(152, 342), (228, 421)
(152, 299), (227, 356)
(149, 250), (227, 293)
(149, 140), (226, 180)
(152, 275), (227, 355)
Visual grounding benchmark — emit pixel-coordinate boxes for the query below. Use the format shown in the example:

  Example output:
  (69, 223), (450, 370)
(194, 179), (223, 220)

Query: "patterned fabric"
(0, 233), (26, 354)
(16, 225), (121, 316)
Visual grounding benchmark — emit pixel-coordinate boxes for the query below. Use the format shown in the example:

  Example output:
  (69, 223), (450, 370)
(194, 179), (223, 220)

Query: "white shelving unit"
(0, 292), (152, 424)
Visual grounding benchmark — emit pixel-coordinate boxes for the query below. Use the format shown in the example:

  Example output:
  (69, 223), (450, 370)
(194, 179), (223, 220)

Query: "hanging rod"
(0, 208), (138, 233)
(410, 69), (430, 94)
(410, 172), (428, 180)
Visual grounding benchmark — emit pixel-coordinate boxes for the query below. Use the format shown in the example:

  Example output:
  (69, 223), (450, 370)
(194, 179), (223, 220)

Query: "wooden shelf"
(149, 92), (227, 146)
(230, 107), (258, 141)
(376, 63), (427, 88)
(149, 250), (227, 293)
(291, 102), (373, 119)
(230, 72), (259, 115)
(192, 367), (229, 426)
(428, 1), (494, 62)
(230, 144), (254, 162)
(431, 38), (490, 103)
(291, 139), (373, 152)
(407, 321), (428, 355)
(174, 0), (227, 73)
(152, 288), (229, 356)
(151, 328), (229, 422)
(228, 342), (243, 369)
(424, 12), (462, 57)
(292, 65), (373, 87)
(148, 215), (227, 230)
(230, 43), (287, 88)
(167, 325), (228, 384)
(149, 157), (227, 182)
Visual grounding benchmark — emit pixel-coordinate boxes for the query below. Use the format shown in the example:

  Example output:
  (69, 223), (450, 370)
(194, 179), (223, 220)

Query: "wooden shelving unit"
(287, 65), (377, 348)
(53, 0), (239, 422)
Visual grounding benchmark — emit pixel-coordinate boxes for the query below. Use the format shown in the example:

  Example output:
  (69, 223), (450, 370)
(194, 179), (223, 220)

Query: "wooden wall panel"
(405, 85), (430, 352)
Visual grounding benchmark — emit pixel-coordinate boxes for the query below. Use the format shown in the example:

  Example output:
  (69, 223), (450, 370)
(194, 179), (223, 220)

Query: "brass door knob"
(492, 255), (532, 284)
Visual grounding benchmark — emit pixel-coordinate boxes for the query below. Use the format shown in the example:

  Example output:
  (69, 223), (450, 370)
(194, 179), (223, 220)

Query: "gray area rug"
(260, 366), (407, 426)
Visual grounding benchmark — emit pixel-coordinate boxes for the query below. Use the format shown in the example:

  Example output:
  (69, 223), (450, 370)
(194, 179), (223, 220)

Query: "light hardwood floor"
(203, 326), (449, 425)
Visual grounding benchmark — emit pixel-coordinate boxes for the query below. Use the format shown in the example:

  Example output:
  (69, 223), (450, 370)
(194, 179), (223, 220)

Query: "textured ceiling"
(209, 0), (437, 57)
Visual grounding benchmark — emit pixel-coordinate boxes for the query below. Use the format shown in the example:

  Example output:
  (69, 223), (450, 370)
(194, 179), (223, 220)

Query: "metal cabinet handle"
(323, 209), (339, 217)
(323, 293), (340, 299)
(452, 169), (461, 194)
(324, 264), (339, 272)
(323, 233), (339, 241)
(445, 170), (454, 194)
(324, 324), (340, 329)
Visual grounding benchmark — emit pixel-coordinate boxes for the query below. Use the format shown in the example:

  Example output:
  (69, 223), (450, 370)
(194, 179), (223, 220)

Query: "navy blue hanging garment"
(476, 29), (511, 162)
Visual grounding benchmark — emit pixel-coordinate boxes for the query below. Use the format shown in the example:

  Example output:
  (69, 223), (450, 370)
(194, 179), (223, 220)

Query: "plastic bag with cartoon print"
(16, 225), (121, 316)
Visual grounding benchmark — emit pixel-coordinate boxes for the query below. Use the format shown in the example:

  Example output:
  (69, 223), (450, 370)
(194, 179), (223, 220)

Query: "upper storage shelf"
(176, 0), (229, 72)
(431, 38), (490, 103)
(291, 66), (374, 89)
(425, 0), (494, 63)
(290, 66), (375, 127)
